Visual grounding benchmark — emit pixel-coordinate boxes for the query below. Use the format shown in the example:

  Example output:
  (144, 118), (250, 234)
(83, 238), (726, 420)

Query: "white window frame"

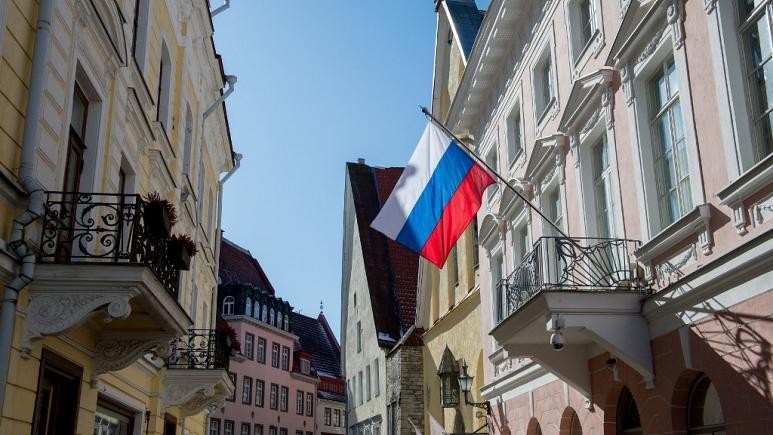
(531, 27), (560, 135)
(564, 0), (605, 77)
(374, 358), (380, 397)
(624, 28), (705, 240)
(509, 210), (531, 269)
(485, 147), (500, 205)
(539, 172), (566, 237)
(506, 94), (526, 169)
(222, 296), (234, 316)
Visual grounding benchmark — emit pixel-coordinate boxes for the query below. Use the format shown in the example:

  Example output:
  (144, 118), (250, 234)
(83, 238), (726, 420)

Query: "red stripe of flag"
(420, 164), (495, 267)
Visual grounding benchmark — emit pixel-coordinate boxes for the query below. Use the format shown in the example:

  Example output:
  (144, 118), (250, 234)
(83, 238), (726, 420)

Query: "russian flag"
(371, 122), (495, 268)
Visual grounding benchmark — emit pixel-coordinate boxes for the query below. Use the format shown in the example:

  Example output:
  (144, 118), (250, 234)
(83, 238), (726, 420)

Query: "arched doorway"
(687, 375), (725, 434)
(616, 387), (642, 434)
(560, 407), (582, 434)
(527, 417), (543, 435)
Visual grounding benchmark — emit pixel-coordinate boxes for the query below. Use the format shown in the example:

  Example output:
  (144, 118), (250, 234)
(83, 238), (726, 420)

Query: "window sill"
(717, 154), (773, 235)
(636, 203), (712, 262)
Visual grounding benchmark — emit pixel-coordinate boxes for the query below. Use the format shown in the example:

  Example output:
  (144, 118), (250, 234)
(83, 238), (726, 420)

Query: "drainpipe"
(188, 75), (236, 328)
(210, 0), (231, 17)
(0, 0), (55, 411)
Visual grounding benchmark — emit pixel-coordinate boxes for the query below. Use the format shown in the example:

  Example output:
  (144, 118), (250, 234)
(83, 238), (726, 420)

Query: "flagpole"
(420, 106), (571, 240)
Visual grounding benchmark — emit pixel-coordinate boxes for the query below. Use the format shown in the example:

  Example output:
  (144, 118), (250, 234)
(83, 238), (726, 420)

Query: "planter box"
(145, 204), (172, 238)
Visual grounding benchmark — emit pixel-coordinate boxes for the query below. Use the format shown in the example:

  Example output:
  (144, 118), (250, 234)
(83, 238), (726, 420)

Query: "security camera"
(549, 330), (565, 351)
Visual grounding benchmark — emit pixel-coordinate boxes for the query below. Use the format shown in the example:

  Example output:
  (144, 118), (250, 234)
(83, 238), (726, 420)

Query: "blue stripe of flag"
(395, 142), (475, 253)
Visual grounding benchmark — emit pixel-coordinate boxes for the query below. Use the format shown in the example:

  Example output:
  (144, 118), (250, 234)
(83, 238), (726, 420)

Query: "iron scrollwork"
(166, 329), (231, 370)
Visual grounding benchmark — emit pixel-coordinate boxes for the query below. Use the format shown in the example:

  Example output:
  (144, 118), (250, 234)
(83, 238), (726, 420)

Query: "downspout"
(0, 0), (55, 411)
(210, 0), (231, 17)
(210, 152), (241, 327)
(188, 75), (236, 329)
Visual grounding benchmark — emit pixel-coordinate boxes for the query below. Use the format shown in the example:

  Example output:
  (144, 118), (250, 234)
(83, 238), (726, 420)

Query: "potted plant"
(143, 191), (177, 238)
(168, 233), (198, 270)
(216, 321), (241, 356)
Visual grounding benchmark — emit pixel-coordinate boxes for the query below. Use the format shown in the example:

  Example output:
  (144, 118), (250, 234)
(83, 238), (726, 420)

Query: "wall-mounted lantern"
(437, 346), (460, 408)
(458, 359), (491, 415)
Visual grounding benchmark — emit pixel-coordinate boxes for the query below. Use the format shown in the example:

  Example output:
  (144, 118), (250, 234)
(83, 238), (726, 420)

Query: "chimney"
(357, 158), (366, 165)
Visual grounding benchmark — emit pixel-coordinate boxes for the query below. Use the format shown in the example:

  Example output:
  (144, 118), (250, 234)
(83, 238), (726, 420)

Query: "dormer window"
(301, 358), (311, 375)
(222, 296), (234, 316)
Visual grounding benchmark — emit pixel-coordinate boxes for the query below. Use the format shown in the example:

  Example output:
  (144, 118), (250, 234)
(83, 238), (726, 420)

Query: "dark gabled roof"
(219, 237), (276, 294)
(346, 162), (420, 346)
(444, 0), (485, 59)
(290, 311), (342, 378)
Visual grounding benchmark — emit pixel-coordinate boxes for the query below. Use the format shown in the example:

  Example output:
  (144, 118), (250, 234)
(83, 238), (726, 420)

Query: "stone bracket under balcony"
(161, 369), (234, 417)
(91, 331), (177, 386)
(22, 263), (191, 358)
(492, 291), (653, 397)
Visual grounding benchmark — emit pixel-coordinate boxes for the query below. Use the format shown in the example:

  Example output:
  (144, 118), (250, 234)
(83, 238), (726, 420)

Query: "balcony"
(490, 237), (653, 396)
(23, 192), (191, 380)
(162, 329), (235, 416)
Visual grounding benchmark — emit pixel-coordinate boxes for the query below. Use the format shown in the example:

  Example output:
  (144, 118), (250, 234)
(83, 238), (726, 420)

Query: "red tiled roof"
(346, 162), (419, 346)
(291, 311), (341, 378)
(218, 237), (276, 294)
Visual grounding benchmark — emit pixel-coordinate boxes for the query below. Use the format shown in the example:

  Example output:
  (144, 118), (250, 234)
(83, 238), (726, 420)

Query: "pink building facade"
(431, 0), (773, 433)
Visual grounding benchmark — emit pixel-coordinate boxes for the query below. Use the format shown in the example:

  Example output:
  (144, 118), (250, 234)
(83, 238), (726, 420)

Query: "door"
(31, 350), (83, 435)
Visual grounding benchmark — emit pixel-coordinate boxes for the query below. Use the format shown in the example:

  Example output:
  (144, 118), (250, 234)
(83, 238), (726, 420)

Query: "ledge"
(636, 204), (712, 261)
(717, 154), (773, 235)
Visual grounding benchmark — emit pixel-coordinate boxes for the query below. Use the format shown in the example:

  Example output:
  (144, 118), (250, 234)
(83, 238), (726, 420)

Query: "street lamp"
(457, 360), (491, 415)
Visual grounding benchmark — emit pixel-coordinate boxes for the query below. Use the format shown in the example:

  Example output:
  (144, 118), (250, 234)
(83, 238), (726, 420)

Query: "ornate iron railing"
(501, 237), (646, 320)
(37, 192), (180, 297)
(166, 329), (231, 370)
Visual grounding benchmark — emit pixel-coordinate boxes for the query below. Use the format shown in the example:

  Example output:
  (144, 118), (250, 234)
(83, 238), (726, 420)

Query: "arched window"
(245, 297), (252, 316)
(283, 314), (289, 331)
(222, 296), (234, 316)
(253, 302), (260, 319)
(560, 407), (582, 435)
(157, 42), (172, 131)
(261, 304), (267, 322)
(616, 387), (642, 435)
(688, 375), (725, 434)
(276, 312), (282, 329)
(269, 308), (275, 326)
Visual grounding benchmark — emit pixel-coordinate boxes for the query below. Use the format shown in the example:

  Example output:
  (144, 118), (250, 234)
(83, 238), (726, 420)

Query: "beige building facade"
(0, 0), (238, 434)
(431, 0), (773, 433)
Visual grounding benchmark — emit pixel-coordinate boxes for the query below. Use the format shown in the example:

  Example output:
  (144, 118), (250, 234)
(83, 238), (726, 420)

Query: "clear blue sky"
(213, 1), (488, 338)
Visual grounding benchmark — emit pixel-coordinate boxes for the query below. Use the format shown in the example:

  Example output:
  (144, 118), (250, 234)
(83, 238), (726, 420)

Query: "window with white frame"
(300, 358), (310, 375)
(591, 136), (616, 237)
(738, 0), (773, 164)
(358, 371), (363, 405)
(306, 392), (313, 416)
(649, 58), (692, 228)
(356, 321), (362, 353)
(366, 365), (372, 401)
(374, 358), (380, 396)
(534, 46), (556, 122)
(545, 186), (564, 234)
(507, 104), (524, 165)
(157, 42), (172, 132)
(296, 391), (304, 415)
(485, 148), (499, 202)
(492, 252), (505, 323)
(222, 296), (234, 316)
(244, 333), (254, 360)
(568, 0), (600, 65)
(512, 217), (530, 267)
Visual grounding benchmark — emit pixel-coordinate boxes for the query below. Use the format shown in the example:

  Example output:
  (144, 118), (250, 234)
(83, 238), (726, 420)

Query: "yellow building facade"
(417, 1), (488, 432)
(0, 1), (237, 434)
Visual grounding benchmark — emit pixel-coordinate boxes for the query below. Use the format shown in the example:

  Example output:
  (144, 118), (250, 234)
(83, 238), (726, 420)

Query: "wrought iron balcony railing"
(37, 192), (180, 297)
(166, 329), (231, 370)
(499, 237), (646, 322)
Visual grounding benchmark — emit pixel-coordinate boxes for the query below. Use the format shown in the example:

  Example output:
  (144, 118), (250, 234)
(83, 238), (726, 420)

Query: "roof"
(346, 162), (420, 346)
(290, 311), (342, 378)
(218, 237), (276, 294)
(444, 0), (485, 59)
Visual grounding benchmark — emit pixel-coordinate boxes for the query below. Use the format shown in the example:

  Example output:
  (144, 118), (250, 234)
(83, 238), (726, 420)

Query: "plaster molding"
(162, 368), (235, 417)
(635, 26), (666, 67)
(704, 0), (718, 14)
(667, 0), (686, 50)
(92, 332), (176, 386)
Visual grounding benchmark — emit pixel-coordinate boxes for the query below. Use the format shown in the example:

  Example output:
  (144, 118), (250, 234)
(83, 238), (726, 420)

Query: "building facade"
(0, 1), (238, 434)
(341, 161), (420, 434)
(433, 0), (773, 433)
(414, 1), (489, 433)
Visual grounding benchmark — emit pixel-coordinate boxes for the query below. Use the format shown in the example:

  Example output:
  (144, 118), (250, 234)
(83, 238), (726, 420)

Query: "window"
(388, 403), (397, 435)
(270, 384), (278, 410)
(296, 432), (303, 435)
(255, 380), (265, 407)
(649, 58), (692, 228)
(245, 297), (252, 316)
(132, 0), (151, 69)
(358, 371), (363, 405)
(157, 42), (172, 132)
(592, 136), (615, 237)
(513, 222), (530, 265)
(253, 302), (260, 319)
(269, 308), (275, 326)
(325, 408), (332, 426)
(261, 305), (267, 322)
(269, 427), (277, 435)
(94, 399), (134, 435)
(569, 0), (597, 64)
(374, 358), (380, 397)
(224, 421), (235, 435)
(283, 315), (289, 331)
(209, 419), (221, 435)
(492, 252), (505, 323)
(616, 387), (641, 435)
(450, 246), (458, 287)
(507, 105), (524, 164)
(279, 429), (287, 435)
(366, 365), (372, 401)
(471, 218), (480, 269)
(300, 358), (311, 375)
(534, 47), (556, 122)
(241, 423), (251, 435)
(334, 409), (341, 427)
(353, 292), (357, 306)
(226, 372), (236, 402)
(254, 425), (263, 435)
(280, 386), (289, 412)
(244, 333), (254, 360)
(296, 391), (304, 415)
(222, 296), (234, 316)
(485, 148), (499, 202)
(306, 392), (313, 416)
(257, 337), (266, 363)
(739, 0), (773, 164)
(281, 346), (290, 371)
(687, 375), (725, 434)
(271, 343), (280, 368)
(356, 321), (362, 353)
(63, 84), (88, 202)
(242, 377), (252, 405)
(546, 186), (563, 233)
